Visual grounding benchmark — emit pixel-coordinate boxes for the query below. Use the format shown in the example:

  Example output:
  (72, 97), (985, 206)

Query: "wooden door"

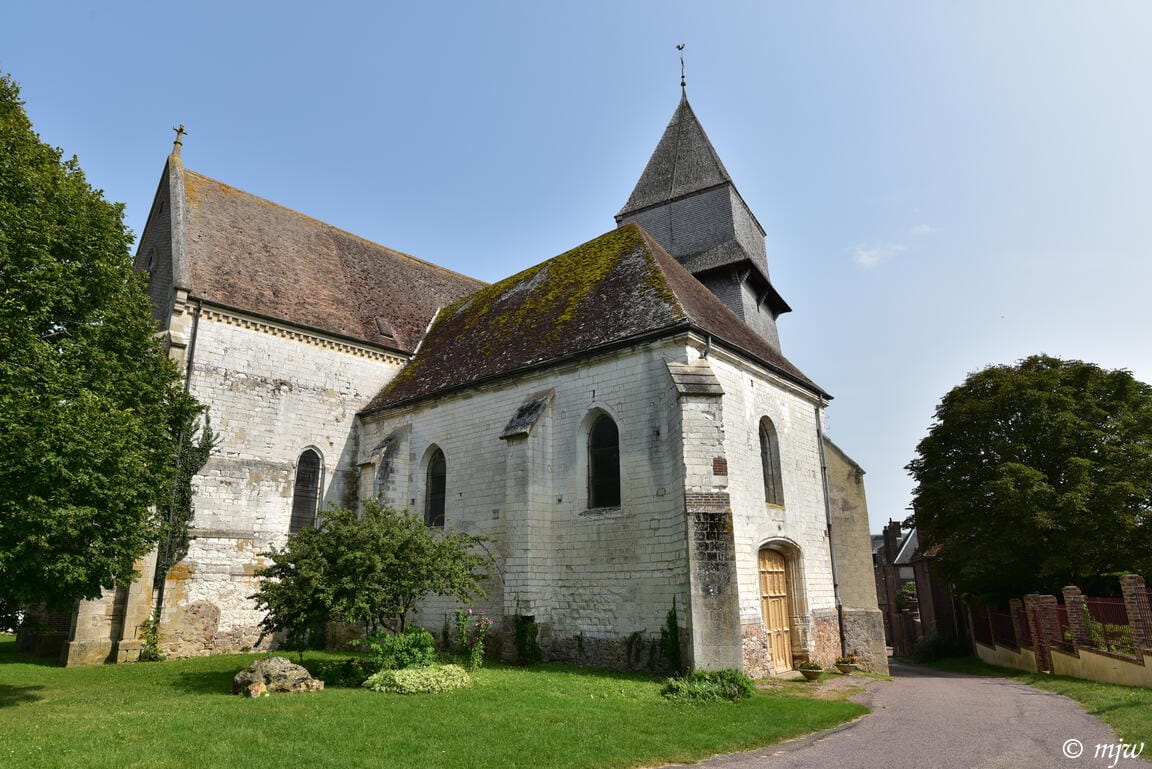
(759, 548), (793, 672)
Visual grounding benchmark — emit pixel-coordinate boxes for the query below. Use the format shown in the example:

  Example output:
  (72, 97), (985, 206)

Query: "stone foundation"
(544, 628), (670, 673)
(841, 607), (888, 674)
(740, 623), (773, 678)
(808, 608), (841, 667)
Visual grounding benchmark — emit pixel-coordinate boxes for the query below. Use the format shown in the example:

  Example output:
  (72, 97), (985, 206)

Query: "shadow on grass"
(170, 669), (239, 696)
(0, 684), (45, 707)
(0, 640), (62, 668)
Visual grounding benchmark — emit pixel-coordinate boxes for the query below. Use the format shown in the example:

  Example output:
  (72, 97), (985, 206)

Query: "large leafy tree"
(0, 74), (194, 613)
(252, 502), (491, 648)
(907, 354), (1152, 598)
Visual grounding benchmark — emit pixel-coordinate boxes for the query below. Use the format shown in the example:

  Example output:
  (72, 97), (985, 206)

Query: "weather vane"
(677, 43), (686, 89)
(172, 123), (187, 156)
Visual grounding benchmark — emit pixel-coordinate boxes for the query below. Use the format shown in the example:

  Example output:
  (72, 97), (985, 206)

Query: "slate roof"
(363, 223), (827, 412)
(617, 92), (734, 218)
(176, 161), (484, 352)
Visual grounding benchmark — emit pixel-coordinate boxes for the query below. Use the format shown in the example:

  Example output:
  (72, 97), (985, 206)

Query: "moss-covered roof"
(363, 223), (826, 412)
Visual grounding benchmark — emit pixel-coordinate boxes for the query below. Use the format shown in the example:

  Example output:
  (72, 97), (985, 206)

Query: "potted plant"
(835, 655), (857, 674)
(797, 660), (823, 681)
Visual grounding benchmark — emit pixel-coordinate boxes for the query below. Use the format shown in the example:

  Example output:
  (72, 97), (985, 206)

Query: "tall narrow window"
(588, 414), (621, 508)
(759, 417), (784, 506)
(425, 447), (446, 527)
(290, 449), (322, 532)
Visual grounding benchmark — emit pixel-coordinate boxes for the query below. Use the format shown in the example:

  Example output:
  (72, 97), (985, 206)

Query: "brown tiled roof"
(179, 166), (484, 351)
(363, 223), (826, 412)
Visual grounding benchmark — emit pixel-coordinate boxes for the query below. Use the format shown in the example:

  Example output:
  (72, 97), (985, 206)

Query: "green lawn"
(0, 635), (865, 769)
(924, 656), (1152, 743)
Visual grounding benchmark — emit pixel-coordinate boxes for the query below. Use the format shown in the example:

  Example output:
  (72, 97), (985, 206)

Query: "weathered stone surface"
(245, 682), (267, 698)
(232, 656), (324, 695)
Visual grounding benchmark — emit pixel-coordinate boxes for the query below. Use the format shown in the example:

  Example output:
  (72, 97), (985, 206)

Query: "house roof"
(363, 223), (827, 412)
(894, 528), (920, 565)
(617, 92), (735, 219)
(174, 158), (484, 352)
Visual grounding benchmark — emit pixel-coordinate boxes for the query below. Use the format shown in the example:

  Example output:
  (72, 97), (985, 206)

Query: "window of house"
(588, 414), (621, 508)
(289, 448), (322, 532)
(759, 417), (784, 506)
(425, 447), (446, 527)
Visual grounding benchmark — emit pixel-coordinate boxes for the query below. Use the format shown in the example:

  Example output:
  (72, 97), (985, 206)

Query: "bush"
(367, 627), (438, 670)
(363, 664), (472, 694)
(661, 669), (755, 702)
(514, 614), (542, 666)
(312, 657), (378, 688)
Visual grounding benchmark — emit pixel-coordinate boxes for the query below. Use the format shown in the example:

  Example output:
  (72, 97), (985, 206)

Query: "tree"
(907, 354), (1152, 598)
(0, 74), (193, 612)
(251, 502), (491, 649)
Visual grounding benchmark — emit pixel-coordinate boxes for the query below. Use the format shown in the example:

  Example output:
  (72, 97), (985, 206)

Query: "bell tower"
(616, 92), (790, 351)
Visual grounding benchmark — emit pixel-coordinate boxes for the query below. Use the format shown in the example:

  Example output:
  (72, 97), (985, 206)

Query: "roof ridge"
(181, 168), (486, 288)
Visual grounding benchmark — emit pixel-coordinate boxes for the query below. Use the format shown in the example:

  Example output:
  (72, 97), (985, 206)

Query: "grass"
(924, 656), (1152, 743)
(0, 635), (865, 769)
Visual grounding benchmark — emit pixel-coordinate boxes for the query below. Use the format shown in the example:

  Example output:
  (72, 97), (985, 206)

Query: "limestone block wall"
(359, 340), (691, 671)
(823, 438), (888, 673)
(159, 307), (404, 657)
(702, 347), (838, 667)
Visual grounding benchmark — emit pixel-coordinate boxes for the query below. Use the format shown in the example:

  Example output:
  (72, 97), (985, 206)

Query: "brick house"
(32, 91), (885, 675)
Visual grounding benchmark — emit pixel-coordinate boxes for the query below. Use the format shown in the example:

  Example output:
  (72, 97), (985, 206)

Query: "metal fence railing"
(1081, 597), (1137, 658)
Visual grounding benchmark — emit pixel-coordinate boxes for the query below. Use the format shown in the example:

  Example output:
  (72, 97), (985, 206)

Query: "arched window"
(588, 414), (621, 508)
(290, 449), (322, 532)
(759, 417), (784, 506)
(425, 447), (446, 527)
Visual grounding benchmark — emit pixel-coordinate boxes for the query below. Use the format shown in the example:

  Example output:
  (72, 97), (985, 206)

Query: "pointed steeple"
(616, 93), (791, 351)
(617, 93), (733, 218)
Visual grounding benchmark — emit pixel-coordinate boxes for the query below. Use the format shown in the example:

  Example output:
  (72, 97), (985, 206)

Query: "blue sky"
(5, 2), (1151, 534)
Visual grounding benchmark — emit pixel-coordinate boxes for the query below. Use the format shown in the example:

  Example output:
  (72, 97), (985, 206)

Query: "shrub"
(514, 614), (542, 666)
(661, 602), (684, 675)
(367, 627), (437, 670)
(312, 657), (378, 687)
(363, 664), (472, 694)
(797, 660), (823, 671)
(136, 617), (165, 662)
(661, 669), (755, 702)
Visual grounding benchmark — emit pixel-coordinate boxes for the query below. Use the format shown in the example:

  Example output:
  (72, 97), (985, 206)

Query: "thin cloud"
(910, 223), (934, 236)
(852, 242), (907, 268)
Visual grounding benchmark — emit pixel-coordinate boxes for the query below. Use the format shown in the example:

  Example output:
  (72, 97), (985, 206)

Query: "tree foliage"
(0, 74), (193, 611)
(251, 502), (491, 649)
(907, 354), (1152, 598)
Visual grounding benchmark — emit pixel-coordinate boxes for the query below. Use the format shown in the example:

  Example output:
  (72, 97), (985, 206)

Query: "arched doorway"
(759, 547), (793, 672)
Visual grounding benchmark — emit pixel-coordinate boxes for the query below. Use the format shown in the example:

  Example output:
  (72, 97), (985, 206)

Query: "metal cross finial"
(172, 124), (187, 156)
(677, 43), (686, 90)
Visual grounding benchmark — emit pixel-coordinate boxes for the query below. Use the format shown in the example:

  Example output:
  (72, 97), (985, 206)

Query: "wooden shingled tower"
(616, 92), (791, 352)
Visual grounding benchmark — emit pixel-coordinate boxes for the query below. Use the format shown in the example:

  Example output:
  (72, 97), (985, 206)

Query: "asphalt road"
(684, 660), (1141, 769)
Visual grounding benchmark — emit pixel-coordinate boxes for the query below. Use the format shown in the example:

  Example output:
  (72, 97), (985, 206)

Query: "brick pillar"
(1062, 586), (1090, 651)
(1008, 599), (1028, 648)
(1120, 574), (1152, 653)
(1023, 594), (1059, 673)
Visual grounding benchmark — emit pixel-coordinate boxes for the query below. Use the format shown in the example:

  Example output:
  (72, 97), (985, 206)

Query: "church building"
(41, 89), (886, 675)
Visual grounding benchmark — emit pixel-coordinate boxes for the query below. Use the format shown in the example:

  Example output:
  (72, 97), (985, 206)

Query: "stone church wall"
(703, 347), (839, 668)
(824, 440), (889, 673)
(359, 340), (692, 671)
(158, 309), (403, 657)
